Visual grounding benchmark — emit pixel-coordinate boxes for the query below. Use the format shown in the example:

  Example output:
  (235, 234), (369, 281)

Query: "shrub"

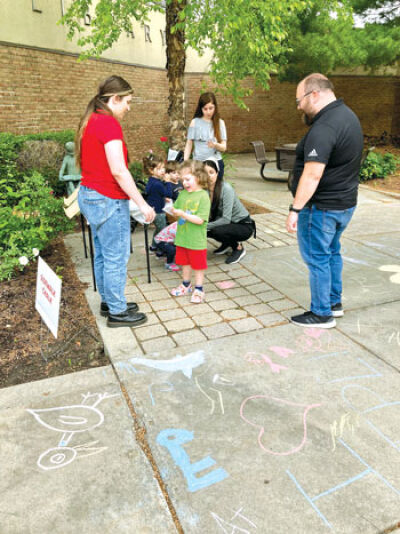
(359, 151), (399, 182)
(0, 170), (74, 281)
(17, 140), (66, 196)
(0, 131), (75, 197)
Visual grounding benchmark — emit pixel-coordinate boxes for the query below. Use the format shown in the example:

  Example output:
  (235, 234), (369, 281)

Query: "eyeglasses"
(296, 90), (315, 106)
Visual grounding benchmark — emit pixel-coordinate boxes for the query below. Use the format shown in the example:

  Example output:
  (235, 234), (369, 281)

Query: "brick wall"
(185, 74), (397, 151)
(0, 43), (169, 159)
(1, 42), (398, 158)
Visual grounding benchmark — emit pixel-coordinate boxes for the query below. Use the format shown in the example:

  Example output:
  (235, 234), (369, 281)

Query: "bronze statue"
(59, 142), (81, 195)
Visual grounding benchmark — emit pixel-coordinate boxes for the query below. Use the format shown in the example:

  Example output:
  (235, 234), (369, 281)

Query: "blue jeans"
(297, 205), (356, 316)
(78, 186), (130, 315)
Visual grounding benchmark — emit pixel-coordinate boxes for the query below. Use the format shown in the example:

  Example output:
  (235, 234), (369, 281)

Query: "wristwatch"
(289, 204), (302, 213)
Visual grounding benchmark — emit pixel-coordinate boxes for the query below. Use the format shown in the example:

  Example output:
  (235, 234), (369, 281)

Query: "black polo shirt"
(291, 99), (364, 210)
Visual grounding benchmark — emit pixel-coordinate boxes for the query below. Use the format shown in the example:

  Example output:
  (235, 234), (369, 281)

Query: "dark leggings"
(156, 242), (176, 264)
(207, 221), (253, 250)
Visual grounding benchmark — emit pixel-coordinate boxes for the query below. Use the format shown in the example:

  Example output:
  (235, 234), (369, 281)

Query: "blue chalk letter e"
(157, 428), (228, 492)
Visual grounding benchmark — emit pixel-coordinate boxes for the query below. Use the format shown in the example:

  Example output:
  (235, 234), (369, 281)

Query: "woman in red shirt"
(77, 75), (155, 328)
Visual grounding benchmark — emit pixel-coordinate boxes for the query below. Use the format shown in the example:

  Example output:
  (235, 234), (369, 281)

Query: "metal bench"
(250, 141), (288, 182)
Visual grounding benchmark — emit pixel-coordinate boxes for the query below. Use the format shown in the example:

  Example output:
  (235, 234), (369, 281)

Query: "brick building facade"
(1, 42), (398, 159)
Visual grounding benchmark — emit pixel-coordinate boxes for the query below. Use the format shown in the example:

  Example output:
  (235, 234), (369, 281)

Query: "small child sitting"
(154, 222), (179, 271)
(143, 153), (168, 251)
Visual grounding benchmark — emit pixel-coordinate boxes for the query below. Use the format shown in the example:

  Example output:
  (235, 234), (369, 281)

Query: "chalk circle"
(379, 265), (400, 284)
(38, 447), (77, 470)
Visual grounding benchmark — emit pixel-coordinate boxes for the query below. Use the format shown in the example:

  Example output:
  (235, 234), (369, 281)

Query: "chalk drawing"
(244, 352), (288, 374)
(27, 391), (118, 470)
(330, 413), (360, 451)
(195, 377), (225, 415)
(342, 255), (370, 267)
(388, 331), (400, 346)
(342, 385), (400, 451)
(240, 395), (321, 456)
(115, 360), (142, 375)
(306, 349), (382, 384)
(148, 381), (175, 405)
(157, 428), (228, 492)
(211, 507), (257, 533)
(379, 264), (400, 284)
(216, 280), (236, 290)
(129, 350), (205, 378)
(287, 438), (400, 529)
(269, 346), (295, 359)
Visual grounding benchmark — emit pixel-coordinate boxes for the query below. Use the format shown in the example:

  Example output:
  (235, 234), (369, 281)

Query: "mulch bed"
(0, 235), (108, 389)
(363, 146), (400, 195)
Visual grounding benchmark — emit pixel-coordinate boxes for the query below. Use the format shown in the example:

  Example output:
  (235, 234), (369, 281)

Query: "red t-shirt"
(80, 112), (129, 199)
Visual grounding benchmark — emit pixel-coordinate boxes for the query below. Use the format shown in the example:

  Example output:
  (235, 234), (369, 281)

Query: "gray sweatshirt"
(207, 182), (249, 230)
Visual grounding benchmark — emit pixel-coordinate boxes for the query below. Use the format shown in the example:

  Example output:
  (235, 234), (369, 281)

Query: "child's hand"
(172, 208), (184, 217)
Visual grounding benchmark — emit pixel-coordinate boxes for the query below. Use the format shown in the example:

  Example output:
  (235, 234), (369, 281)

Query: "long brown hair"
(193, 92), (222, 143)
(75, 75), (133, 168)
(205, 159), (223, 221)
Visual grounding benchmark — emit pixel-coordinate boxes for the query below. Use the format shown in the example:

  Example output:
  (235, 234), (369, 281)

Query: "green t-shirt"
(174, 189), (210, 250)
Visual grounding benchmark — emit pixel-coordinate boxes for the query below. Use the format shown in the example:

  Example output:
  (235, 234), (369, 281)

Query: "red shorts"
(175, 246), (208, 270)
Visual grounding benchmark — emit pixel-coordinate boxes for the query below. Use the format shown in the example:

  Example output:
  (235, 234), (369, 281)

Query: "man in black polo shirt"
(286, 73), (363, 328)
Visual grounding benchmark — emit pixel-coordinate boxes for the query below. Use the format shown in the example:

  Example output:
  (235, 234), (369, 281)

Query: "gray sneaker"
(331, 303), (344, 317)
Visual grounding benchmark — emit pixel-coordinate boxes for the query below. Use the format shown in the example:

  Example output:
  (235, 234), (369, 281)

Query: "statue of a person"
(59, 142), (81, 196)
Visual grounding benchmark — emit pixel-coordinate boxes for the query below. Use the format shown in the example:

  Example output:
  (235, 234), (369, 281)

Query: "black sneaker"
(149, 246), (158, 255)
(225, 247), (246, 265)
(213, 244), (231, 255)
(331, 303), (344, 317)
(291, 311), (336, 329)
(107, 310), (147, 328)
(100, 301), (139, 317)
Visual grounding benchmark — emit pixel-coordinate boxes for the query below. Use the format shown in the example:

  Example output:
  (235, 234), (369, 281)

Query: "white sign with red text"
(35, 256), (62, 339)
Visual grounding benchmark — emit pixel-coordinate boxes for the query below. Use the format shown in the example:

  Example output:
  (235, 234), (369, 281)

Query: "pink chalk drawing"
(269, 346), (295, 359)
(216, 280), (236, 290)
(244, 352), (288, 373)
(240, 395), (322, 456)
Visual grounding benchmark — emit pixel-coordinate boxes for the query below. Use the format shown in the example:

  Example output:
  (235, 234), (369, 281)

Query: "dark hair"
(75, 75), (133, 169)
(193, 92), (222, 143)
(205, 159), (223, 221)
(143, 153), (164, 176)
(179, 160), (209, 190)
(165, 160), (178, 173)
(303, 73), (334, 93)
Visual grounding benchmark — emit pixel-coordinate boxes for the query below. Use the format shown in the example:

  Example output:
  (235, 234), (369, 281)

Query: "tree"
(278, 0), (400, 81)
(61, 0), (311, 149)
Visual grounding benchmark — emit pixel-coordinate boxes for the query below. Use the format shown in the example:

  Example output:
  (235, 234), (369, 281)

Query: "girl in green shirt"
(170, 161), (211, 304)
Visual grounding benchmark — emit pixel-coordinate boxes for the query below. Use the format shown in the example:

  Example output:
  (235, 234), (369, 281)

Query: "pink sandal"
(190, 289), (205, 304)
(171, 283), (192, 296)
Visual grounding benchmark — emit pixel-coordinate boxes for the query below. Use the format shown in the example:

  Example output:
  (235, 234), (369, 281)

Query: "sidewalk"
(2, 154), (400, 533)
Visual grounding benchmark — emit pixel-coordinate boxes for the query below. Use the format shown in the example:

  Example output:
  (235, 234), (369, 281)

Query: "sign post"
(35, 257), (62, 339)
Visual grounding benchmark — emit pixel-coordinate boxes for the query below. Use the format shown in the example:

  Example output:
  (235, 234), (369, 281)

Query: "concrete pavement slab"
(336, 301), (400, 372)
(113, 325), (400, 533)
(244, 238), (400, 313)
(347, 232), (400, 260)
(0, 367), (176, 533)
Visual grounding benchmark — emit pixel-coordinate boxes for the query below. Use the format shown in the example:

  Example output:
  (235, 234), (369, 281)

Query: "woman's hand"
(140, 203), (156, 223)
(207, 140), (216, 149)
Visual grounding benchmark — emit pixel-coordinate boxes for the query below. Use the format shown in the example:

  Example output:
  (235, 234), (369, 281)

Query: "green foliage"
(0, 171), (74, 281)
(60, 0), (311, 108)
(359, 151), (399, 182)
(128, 160), (146, 184)
(0, 132), (75, 280)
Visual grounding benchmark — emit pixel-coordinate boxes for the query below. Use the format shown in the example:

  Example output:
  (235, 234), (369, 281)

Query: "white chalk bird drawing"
(27, 392), (119, 471)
